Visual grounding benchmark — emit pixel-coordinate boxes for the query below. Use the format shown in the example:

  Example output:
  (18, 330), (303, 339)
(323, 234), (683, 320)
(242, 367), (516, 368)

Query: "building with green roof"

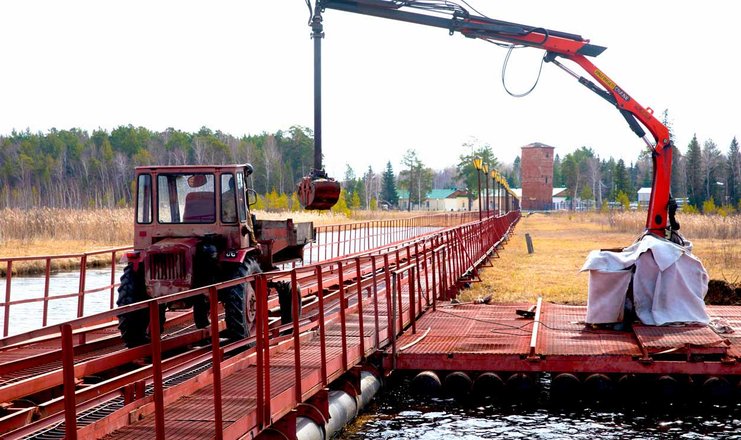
(397, 188), (470, 211)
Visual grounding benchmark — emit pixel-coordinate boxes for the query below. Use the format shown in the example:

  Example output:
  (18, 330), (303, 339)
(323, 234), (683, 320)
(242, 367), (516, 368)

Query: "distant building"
(512, 187), (569, 210)
(552, 187), (569, 209)
(398, 189), (469, 211)
(521, 142), (555, 210)
(637, 187), (652, 206)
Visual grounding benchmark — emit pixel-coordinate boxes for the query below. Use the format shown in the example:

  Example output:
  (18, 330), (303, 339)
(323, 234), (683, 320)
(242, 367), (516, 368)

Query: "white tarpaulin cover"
(581, 235), (709, 326)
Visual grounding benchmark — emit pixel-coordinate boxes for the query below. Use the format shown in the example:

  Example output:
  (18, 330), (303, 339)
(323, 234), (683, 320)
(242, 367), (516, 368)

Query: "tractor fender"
(120, 251), (143, 272)
(219, 247), (258, 264)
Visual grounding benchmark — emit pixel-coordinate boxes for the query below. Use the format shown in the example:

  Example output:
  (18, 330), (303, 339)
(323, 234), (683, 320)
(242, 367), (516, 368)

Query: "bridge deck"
(392, 302), (741, 376)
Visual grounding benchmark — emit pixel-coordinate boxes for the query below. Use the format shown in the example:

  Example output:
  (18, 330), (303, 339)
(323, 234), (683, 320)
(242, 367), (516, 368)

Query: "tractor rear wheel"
(116, 264), (151, 348)
(274, 279), (303, 325)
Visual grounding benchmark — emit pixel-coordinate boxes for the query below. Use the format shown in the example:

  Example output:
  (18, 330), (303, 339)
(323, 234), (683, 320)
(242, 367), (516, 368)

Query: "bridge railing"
(0, 211), (519, 439)
(0, 246), (129, 337)
(0, 212), (482, 336)
(305, 212), (481, 263)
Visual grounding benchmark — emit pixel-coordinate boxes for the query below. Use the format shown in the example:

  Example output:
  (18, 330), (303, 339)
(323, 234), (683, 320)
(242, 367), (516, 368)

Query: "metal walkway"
(0, 212), (520, 439)
(392, 301), (741, 376)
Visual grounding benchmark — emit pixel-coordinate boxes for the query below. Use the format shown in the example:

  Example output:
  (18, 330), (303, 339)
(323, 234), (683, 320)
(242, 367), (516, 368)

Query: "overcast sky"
(1, 1), (739, 179)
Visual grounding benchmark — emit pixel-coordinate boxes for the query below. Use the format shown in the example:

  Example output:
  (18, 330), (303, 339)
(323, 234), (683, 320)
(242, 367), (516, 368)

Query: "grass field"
(465, 212), (741, 305)
(1, 208), (739, 291)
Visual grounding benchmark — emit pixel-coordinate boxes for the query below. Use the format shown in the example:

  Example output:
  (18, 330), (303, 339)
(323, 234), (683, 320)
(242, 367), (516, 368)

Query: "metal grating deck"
(538, 304), (641, 357)
(393, 302), (741, 374)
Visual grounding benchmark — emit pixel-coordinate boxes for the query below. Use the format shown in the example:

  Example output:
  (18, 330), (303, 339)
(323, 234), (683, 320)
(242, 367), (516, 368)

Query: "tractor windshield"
(157, 173), (216, 223)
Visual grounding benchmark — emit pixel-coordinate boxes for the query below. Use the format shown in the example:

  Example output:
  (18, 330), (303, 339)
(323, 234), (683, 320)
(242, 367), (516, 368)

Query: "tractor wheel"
(116, 264), (151, 348)
(219, 259), (261, 340)
(273, 279), (303, 325)
(244, 280), (257, 338)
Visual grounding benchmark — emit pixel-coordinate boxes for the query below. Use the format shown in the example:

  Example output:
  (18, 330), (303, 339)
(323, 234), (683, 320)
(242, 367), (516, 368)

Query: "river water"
(341, 378), (741, 439)
(0, 267), (120, 335)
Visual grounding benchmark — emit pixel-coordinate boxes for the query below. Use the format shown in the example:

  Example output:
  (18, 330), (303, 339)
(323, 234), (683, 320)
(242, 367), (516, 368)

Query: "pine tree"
(614, 159), (630, 200)
(702, 139), (723, 204)
(726, 137), (739, 206)
(552, 154), (562, 187)
(343, 164), (357, 206)
(512, 156), (521, 187)
(685, 134), (703, 208)
(380, 161), (399, 208)
(350, 192), (361, 210)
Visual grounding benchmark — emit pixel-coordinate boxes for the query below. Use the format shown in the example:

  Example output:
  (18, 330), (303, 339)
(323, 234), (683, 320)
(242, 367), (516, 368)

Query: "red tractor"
(117, 163), (313, 348)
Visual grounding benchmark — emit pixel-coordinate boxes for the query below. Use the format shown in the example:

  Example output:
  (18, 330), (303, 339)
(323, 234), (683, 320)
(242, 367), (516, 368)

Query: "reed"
(593, 210), (741, 240)
(0, 208), (133, 244)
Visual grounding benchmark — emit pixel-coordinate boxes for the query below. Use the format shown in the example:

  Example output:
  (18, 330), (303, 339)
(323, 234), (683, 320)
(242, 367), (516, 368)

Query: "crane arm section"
(317, 0), (676, 238)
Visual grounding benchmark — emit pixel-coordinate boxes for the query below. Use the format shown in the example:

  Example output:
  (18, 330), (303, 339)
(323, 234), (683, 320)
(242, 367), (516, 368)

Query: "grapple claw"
(297, 175), (341, 210)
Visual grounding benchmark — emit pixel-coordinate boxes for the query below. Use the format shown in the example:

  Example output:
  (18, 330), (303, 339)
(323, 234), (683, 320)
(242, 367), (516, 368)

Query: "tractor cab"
(133, 164), (255, 252)
(126, 164), (312, 299)
(117, 163), (312, 348)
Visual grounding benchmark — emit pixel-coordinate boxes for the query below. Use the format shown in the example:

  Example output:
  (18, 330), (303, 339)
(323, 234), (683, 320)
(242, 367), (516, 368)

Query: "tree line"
(1, 120), (739, 213)
(553, 135), (740, 213)
(0, 125), (315, 209)
(0, 124), (507, 212)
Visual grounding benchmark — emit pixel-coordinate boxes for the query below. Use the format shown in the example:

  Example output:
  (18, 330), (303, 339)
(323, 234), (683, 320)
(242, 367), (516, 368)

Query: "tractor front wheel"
(116, 264), (151, 348)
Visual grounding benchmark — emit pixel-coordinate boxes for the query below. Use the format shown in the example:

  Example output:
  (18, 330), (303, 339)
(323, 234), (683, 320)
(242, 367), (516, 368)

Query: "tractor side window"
(221, 173), (238, 223)
(158, 173), (215, 223)
(136, 174), (152, 224)
(236, 172), (247, 221)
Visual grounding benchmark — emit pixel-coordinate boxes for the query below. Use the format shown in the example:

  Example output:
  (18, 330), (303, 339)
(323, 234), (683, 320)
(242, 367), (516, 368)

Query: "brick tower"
(520, 142), (554, 210)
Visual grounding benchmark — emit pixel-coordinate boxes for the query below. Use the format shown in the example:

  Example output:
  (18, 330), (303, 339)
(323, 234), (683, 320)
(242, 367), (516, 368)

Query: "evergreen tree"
(614, 159), (631, 200)
(350, 191), (361, 209)
(628, 162), (639, 197)
(685, 134), (703, 208)
(380, 161), (399, 208)
(343, 164), (357, 206)
(552, 154), (562, 187)
(701, 138), (723, 204)
(512, 156), (521, 187)
(728, 137), (740, 206)
(601, 158), (616, 200)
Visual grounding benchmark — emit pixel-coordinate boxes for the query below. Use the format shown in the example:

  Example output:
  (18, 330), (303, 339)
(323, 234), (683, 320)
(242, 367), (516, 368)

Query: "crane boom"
(315, 0), (678, 238)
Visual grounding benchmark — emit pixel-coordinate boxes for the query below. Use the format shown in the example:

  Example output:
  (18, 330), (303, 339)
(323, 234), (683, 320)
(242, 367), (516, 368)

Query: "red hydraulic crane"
(301, 0), (681, 241)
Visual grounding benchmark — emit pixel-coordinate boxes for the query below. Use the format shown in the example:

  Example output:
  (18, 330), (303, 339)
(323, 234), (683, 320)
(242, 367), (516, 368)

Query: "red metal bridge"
(2, 210), (741, 439)
(0, 211), (515, 438)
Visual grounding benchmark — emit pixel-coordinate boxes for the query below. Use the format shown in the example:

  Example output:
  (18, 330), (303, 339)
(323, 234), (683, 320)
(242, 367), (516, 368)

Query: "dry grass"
(0, 208), (133, 244)
(593, 210), (741, 240)
(0, 207), (413, 275)
(0, 209), (134, 275)
(465, 212), (741, 305)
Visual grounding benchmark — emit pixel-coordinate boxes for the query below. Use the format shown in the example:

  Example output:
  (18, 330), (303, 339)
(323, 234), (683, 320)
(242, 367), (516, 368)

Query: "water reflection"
(0, 267), (121, 335)
(342, 379), (741, 439)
